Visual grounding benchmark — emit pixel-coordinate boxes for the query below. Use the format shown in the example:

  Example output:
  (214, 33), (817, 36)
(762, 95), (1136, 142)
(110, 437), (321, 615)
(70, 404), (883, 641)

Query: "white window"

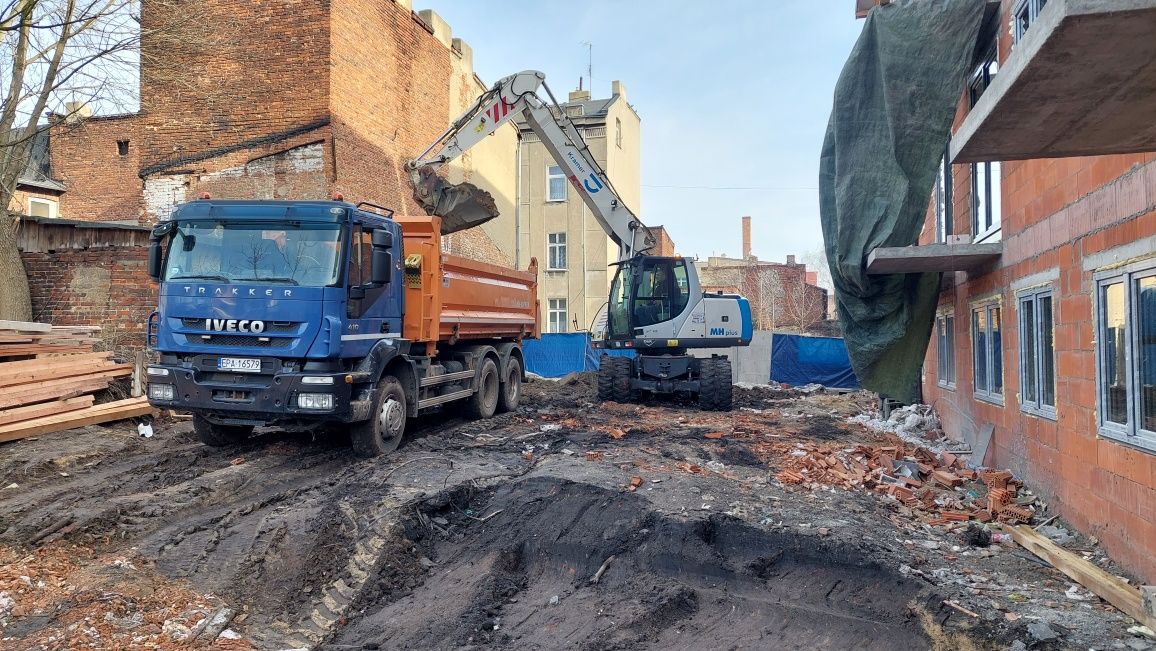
(935, 145), (952, 244)
(615, 117), (622, 148)
(1014, 0), (1049, 42)
(971, 161), (1001, 242)
(972, 302), (1004, 404)
(547, 165), (566, 202)
(936, 312), (956, 388)
(1095, 261), (1156, 452)
(547, 232), (567, 270)
(548, 298), (568, 333)
(27, 197), (58, 218)
(1018, 287), (1056, 418)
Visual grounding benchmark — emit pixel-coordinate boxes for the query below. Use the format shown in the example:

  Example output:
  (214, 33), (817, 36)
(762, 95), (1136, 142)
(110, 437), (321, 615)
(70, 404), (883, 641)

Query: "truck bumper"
(145, 361), (360, 426)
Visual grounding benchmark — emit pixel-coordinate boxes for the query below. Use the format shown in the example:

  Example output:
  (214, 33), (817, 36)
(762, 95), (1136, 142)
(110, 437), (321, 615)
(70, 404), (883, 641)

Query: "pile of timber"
(0, 320), (154, 443)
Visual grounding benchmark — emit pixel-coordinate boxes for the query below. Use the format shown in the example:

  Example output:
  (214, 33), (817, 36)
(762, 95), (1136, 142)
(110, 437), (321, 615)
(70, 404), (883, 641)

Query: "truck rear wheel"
(698, 357), (733, 411)
(193, 415), (253, 447)
(466, 357), (500, 419)
(351, 375), (407, 458)
(497, 357), (522, 413)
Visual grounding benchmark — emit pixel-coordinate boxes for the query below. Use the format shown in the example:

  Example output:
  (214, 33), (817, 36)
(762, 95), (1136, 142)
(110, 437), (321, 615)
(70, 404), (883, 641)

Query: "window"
(548, 298), (568, 333)
(26, 197), (57, 219)
(547, 232), (567, 270)
(547, 165), (566, 202)
(1014, 0), (1049, 42)
(1095, 261), (1156, 451)
(971, 161), (1002, 242)
(937, 313), (956, 388)
(935, 145), (953, 243)
(615, 117), (622, 149)
(348, 225), (374, 287)
(972, 302), (1003, 403)
(1018, 288), (1056, 417)
(117, 139), (129, 156)
(969, 45), (998, 107)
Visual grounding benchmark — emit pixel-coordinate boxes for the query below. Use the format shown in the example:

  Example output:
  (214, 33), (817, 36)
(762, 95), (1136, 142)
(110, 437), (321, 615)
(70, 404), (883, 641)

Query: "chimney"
(806, 271), (818, 285)
(612, 80), (626, 99)
(741, 216), (752, 260)
(63, 101), (92, 123)
(568, 88), (592, 102)
(786, 254), (796, 265)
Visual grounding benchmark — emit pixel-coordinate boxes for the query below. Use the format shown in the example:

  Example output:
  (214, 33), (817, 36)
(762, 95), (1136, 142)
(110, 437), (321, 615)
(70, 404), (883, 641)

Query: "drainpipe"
(514, 132), (523, 269)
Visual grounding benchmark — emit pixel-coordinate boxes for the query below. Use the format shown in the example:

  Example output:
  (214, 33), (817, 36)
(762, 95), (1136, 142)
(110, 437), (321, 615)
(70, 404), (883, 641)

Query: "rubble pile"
(772, 436), (1036, 526)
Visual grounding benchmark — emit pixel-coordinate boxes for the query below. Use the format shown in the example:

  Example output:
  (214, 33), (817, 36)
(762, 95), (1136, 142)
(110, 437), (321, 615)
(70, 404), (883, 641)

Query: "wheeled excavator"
(408, 70), (751, 410)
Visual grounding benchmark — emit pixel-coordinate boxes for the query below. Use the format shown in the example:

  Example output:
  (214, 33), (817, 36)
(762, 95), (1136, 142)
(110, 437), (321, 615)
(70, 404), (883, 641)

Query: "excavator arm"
(409, 70), (654, 259)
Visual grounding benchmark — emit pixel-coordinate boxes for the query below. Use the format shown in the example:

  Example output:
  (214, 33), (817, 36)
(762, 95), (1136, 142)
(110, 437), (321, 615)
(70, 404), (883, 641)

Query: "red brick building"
(875, 1), (1156, 580)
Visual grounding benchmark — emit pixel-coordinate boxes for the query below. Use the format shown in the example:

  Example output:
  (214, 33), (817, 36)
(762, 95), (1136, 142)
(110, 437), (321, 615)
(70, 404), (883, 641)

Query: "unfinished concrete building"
(865, 0), (1156, 581)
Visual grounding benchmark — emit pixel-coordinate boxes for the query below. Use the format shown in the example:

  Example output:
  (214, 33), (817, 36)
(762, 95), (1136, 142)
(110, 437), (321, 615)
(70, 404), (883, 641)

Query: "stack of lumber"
(0, 320), (155, 443)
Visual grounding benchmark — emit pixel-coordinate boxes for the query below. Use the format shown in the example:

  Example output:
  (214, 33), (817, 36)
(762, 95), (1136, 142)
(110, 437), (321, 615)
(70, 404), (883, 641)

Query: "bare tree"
(0, 0), (212, 321)
(783, 281), (825, 333)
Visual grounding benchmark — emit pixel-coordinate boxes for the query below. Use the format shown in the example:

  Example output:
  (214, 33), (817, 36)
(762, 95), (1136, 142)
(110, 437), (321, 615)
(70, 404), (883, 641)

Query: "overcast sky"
(429, 0), (863, 266)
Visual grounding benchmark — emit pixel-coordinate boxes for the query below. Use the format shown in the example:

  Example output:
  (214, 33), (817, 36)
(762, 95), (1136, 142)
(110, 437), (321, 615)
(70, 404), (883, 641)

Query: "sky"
(430, 0), (863, 268)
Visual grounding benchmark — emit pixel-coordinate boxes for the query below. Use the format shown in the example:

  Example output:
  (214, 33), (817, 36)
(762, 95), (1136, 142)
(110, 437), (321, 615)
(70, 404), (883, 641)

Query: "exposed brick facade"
(919, 0), (1156, 581)
(21, 247), (154, 336)
(699, 257), (828, 332)
(49, 114), (141, 221)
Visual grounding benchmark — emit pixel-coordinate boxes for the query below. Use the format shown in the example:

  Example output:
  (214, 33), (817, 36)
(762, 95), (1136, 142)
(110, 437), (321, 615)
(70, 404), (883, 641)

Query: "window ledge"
(1020, 405), (1057, 421)
(974, 392), (1005, 407)
(1099, 429), (1156, 456)
(937, 381), (956, 391)
(545, 198), (566, 204)
(545, 268), (567, 273)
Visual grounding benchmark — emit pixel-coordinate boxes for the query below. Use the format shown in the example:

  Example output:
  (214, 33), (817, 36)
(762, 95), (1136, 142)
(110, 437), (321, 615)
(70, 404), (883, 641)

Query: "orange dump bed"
(395, 216), (539, 353)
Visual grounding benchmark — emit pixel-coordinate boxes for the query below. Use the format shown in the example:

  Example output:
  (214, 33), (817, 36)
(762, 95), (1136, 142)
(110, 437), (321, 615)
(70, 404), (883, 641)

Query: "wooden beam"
(0, 396), (94, 426)
(0, 320), (52, 333)
(0, 378), (111, 409)
(1011, 525), (1154, 628)
(0, 351), (112, 373)
(0, 397), (155, 442)
(0, 362), (133, 388)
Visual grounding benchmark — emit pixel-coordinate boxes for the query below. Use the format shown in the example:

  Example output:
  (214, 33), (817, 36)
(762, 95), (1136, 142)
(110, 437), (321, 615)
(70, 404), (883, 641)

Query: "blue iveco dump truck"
(145, 198), (540, 457)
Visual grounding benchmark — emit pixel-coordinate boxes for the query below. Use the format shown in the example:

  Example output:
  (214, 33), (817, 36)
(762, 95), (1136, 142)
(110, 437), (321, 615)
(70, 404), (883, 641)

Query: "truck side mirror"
(372, 249), (392, 285)
(148, 240), (163, 280)
(372, 229), (393, 249)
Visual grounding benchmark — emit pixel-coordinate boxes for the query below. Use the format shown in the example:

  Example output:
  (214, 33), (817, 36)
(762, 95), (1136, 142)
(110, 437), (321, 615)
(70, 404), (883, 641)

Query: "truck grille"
(196, 334), (292, 348)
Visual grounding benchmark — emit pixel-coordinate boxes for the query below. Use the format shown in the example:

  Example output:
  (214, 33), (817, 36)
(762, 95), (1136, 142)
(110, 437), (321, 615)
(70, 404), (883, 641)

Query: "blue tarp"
(522, 333), (635, 378)
(771, 333), (860, 389)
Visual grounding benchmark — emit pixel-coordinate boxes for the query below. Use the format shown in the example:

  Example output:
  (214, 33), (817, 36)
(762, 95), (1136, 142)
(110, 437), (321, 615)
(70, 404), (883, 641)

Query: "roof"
(13, 129), (65, 192)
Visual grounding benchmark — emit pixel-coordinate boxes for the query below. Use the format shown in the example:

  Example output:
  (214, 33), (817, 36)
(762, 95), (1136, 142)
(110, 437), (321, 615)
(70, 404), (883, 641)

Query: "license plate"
(218, 357), (262, 373)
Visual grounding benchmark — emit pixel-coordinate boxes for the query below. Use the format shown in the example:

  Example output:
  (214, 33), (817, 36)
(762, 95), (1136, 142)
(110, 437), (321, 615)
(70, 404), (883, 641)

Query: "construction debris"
(0, 321), (154, 443)
(771, 434), (1034, 527)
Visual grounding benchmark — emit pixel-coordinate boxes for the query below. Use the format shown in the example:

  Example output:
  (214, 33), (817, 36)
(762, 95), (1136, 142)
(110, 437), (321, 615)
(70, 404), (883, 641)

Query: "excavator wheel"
(698, 357), (733, 411)
(598, 356), (635, 404)
(597, 355), (616, 401)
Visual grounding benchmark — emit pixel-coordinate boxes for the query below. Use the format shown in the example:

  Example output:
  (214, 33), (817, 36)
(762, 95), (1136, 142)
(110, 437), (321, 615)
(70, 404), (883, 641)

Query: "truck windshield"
(163, 220), (344, 286)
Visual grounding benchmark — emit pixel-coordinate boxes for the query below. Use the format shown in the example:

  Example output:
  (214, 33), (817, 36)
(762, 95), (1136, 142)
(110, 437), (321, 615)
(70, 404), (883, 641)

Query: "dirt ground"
(0, 375), (1151, 650)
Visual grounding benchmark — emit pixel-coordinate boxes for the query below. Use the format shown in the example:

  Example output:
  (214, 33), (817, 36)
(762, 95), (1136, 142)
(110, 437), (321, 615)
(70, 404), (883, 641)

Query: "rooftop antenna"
(581, 41), (593, 92)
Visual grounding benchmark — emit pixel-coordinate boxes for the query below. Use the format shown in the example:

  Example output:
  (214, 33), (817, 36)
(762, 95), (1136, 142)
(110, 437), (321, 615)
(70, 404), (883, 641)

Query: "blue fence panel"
(522, 333), (635, 378)
(771, 333), (860, 389)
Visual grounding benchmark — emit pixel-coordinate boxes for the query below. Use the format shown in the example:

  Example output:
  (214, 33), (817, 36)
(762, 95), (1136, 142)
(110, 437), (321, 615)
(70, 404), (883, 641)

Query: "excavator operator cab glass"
(607, 257), (689, 338)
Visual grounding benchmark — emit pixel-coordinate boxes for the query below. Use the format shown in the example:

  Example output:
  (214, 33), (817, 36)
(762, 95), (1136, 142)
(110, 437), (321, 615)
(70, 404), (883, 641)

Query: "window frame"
(547, 297), (568, 334)
(615, 117), (622, 149)
(1013, 0), (1050, 43)
(971, 160), (1002, 243)
(27, 197), (58, 219)
(935, 144), (953, 244)
(547, 232), (567, 271)
(972, 301), (1005, 405)
(1094, 260), (1156, 453)
(546, 165), (566, 202)
(1017, 286), (1057, 419)
(937, 311), (956, 389)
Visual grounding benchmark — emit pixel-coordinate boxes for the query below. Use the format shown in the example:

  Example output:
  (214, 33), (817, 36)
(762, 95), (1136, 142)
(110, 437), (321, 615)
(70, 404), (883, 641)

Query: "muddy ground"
(0, 376), (1149, 650)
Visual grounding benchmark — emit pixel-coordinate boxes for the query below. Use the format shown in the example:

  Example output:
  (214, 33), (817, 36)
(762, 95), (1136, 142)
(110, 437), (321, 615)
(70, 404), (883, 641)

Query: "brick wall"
(21, 247), (155, 336)
(49, 115), (142, 221)
(699, 261), (827, 331)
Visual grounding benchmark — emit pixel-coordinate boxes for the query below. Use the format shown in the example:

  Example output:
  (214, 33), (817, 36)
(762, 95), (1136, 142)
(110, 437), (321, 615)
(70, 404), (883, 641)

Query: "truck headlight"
(297, 393), (334, 410)
(146, 367), (170, 377)
(301, 376), (334, 385)
(148, 384), (175, 401)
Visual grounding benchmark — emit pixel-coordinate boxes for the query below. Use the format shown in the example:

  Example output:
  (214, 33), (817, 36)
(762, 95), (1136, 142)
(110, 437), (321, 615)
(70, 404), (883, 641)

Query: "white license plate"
(218, 357), (262, 373)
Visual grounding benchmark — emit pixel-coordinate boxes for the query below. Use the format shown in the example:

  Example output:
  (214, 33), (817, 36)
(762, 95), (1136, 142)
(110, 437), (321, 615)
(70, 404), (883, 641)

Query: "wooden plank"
(0, 396), (94, 426)
(0, 320), (52, 333)
(0, 379), (109, 409)
(1011, 525), (1154, 628)
(0, 398), (155, 442)
(0, 362), (133, 388)
(0, 351), (112, 373)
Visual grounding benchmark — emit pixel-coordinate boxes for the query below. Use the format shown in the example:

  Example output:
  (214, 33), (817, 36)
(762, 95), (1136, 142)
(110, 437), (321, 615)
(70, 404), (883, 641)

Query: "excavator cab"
(606, 256), (692, 341)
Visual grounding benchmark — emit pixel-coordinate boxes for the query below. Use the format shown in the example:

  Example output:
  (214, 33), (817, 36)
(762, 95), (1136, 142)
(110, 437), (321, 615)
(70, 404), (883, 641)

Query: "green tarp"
(819, 0), (986, 402)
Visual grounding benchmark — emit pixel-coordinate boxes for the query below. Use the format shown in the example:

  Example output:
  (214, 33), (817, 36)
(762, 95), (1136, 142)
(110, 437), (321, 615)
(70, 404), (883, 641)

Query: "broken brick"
(704, 432), (724, 440)
(932, 470), (963, 487)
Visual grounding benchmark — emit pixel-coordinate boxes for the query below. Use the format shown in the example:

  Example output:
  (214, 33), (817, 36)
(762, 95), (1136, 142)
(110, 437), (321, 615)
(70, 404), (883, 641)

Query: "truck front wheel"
(466, 358), (500, 419)
(351, 375), (407, 458)
(193, 415), (253, 447)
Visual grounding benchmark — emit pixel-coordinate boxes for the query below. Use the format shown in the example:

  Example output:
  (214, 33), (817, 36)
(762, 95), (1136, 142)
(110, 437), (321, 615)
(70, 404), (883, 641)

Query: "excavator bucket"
(410, 165), (500, 235)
